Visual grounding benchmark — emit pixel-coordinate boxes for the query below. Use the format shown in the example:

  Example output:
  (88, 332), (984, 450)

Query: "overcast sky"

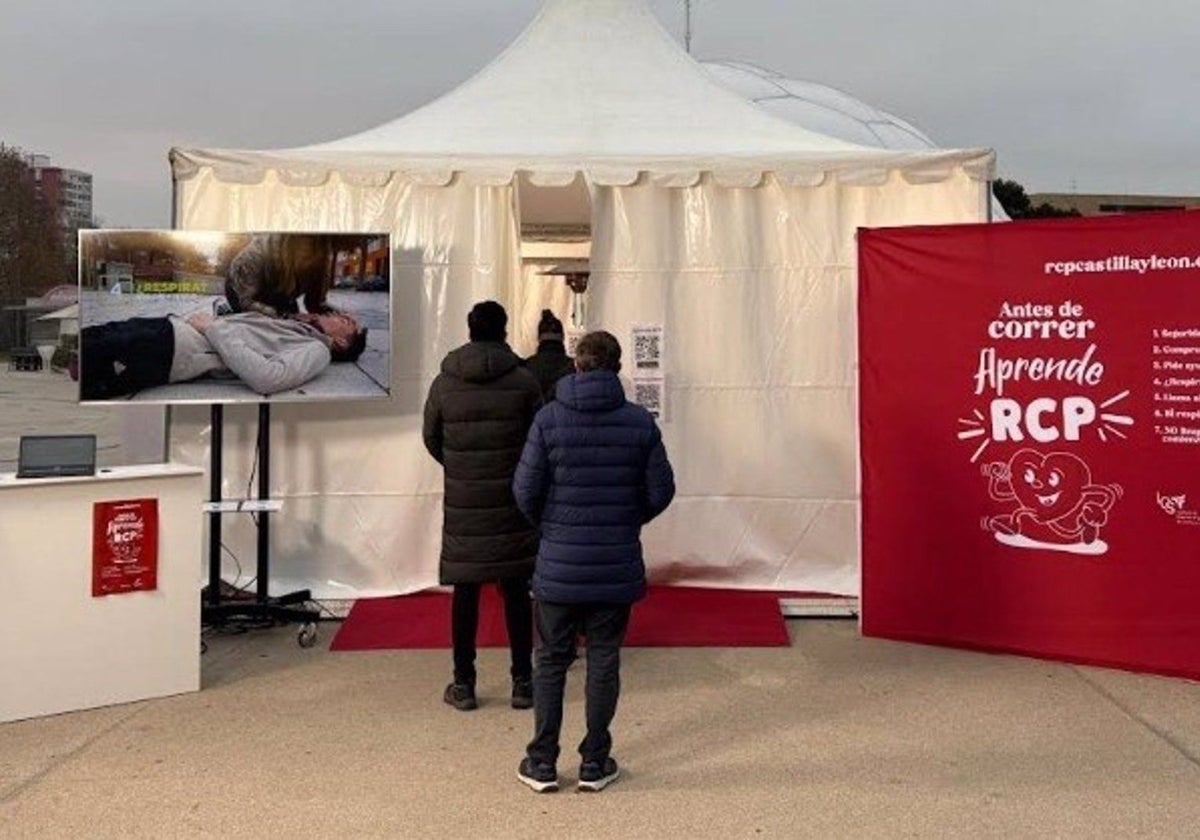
(2, 0), (1198, 226)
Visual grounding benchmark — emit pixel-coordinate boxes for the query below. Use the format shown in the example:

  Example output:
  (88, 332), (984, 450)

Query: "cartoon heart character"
(983, 449), (1122, 550)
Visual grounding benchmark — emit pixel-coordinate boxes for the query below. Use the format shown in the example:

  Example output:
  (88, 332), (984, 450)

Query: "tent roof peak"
(301, 0), (867, 158)
(171, 0), (994, 185)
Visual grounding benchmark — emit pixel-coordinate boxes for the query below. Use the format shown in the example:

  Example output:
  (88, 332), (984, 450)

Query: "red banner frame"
(859, 212), (1200, 680)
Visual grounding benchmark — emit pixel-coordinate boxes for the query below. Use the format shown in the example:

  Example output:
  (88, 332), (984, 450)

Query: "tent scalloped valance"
(276, 169), (333, 188)
(171, 157), (995, 191)
(340, 170), (395, 188)
(776, 170), (828, 188)
(712, 170), (765, 189)
(208, 161), (270, 185)
(837, 168), (891, 187)
(526, 171), (583, 188)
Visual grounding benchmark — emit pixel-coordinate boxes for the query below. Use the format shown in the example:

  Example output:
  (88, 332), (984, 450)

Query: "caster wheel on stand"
(297, 623), (318, 648)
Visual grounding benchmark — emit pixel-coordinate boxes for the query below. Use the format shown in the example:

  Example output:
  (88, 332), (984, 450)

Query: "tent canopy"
(171, 0), (993, 189)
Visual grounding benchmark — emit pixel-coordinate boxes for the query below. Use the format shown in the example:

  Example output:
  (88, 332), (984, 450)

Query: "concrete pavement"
(1, 620), (1197, 838)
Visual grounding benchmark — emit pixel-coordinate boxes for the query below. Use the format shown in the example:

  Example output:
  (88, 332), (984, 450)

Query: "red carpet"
(330, 585), (791, 650)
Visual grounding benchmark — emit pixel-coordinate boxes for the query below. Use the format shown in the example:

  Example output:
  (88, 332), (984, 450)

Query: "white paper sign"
(631, 323), (665, 372)
(566, 328), (586, 358)
(632, 374), (666, 420)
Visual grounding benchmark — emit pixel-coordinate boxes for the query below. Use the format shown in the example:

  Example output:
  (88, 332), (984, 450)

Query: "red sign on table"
(859, 212), (1200, 680)
(92, 498), (159, 596)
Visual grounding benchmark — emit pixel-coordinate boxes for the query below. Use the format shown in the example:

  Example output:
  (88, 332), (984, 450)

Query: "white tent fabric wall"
(171, 172), (521, 597)
(587, 172), (984, 594)
(170, 169), (983, 599)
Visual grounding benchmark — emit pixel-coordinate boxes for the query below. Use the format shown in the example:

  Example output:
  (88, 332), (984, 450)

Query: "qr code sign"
(635, 334), (660, 367)
(635, 382), (660, 408)
(632, 325), (663, 370)
(634, 380), (663, 418)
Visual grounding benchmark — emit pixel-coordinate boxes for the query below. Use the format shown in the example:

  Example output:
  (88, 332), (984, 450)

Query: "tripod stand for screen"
(200, 403), (320, 648)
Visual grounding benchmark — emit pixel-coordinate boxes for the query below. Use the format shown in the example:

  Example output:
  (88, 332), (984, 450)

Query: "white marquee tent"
(169, 0), (994, 599)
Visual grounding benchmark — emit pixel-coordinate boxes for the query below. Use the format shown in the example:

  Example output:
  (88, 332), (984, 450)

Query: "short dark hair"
(575, 331), (621, 373)
(330, 328), (368, 363)
(468, 300), (507, 342)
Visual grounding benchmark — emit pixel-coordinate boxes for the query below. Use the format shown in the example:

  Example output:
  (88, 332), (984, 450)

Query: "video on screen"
(78, 230), (391, 404)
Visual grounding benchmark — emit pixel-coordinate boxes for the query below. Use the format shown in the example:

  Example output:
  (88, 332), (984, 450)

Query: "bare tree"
(0, 144), (69, 300)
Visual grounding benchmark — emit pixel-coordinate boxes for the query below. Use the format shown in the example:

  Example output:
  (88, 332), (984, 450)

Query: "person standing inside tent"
(512, 331), (675, 793)
(524, 309), (575, 403)
(423, 301), (543, 711)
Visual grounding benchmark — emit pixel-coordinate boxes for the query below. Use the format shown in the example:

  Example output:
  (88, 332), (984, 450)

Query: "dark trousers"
(527, 601), (631, 767)
(80, 318), (174, 400)
(451, 579), (533, 686)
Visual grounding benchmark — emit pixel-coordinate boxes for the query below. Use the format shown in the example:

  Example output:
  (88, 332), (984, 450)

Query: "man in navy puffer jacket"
(512, 330), (675, 793)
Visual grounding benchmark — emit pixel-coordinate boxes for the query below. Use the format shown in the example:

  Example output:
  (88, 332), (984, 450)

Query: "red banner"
(92, 498), (159, 596)
(859, 212), (1200, 680)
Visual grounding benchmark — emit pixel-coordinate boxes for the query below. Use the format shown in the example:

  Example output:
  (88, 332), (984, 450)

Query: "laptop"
(16, 434), (97, 479)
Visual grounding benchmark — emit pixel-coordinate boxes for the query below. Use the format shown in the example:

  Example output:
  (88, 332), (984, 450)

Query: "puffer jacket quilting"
(424, 341), (543, 584)
(512, 370), (675, 604)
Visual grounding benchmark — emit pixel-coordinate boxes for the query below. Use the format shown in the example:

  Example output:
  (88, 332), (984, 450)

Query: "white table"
(0, 463), (203, 723)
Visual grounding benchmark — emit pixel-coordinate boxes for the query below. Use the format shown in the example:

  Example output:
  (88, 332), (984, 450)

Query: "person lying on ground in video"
(80, 308), (367, 399)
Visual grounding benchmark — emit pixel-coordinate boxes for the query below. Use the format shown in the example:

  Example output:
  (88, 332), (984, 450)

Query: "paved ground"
(1, 620), (1198, 838)
(0, 366), (130, 470)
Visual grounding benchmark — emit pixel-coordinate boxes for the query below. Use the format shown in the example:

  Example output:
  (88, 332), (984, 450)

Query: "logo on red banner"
(955, 298), (1129, 554)
(92, 498), (159, 596)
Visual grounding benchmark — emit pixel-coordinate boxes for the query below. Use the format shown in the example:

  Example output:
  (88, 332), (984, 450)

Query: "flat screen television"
(78, 230), (391, 404)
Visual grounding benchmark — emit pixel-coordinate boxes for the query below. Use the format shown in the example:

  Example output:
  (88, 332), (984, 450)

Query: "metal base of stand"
(202, 594), (320, 648)
(201, 403), (321, 651)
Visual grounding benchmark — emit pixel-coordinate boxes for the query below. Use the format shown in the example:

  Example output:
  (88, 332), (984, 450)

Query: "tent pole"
(164, 168), (179, 464)
(685, 1), (692, 54)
